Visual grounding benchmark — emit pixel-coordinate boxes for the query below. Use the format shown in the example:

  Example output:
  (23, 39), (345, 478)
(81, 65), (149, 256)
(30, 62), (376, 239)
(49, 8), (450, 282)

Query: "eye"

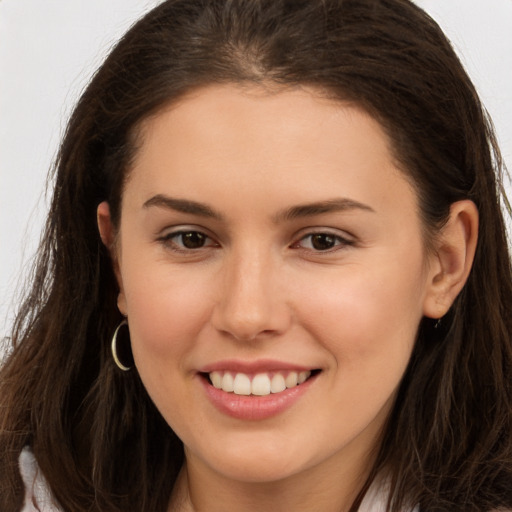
(293, 232), (353, 252)
(160, 230), (217, 251)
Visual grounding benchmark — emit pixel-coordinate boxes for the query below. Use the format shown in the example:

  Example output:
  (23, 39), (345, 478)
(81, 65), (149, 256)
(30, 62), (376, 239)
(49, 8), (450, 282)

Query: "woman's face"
(107, 85), (440, 487)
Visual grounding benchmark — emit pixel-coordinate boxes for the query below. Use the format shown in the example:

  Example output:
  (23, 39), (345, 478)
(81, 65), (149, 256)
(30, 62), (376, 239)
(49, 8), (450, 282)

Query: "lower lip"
(200, 373), (317, 421)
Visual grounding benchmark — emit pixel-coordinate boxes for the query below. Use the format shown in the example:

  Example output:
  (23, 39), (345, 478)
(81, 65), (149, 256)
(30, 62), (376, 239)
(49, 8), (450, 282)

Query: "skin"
(98, 84), (478, 512)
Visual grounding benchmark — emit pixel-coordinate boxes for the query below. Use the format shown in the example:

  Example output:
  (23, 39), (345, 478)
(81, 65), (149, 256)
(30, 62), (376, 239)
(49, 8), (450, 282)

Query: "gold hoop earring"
(111, 320), (133, 371)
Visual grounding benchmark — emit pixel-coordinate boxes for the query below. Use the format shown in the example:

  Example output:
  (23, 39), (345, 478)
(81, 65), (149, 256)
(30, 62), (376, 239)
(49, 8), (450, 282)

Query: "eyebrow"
(273, 198), (375, 223)
(142, 194), (374, 222)
(143, 195), (223, 220)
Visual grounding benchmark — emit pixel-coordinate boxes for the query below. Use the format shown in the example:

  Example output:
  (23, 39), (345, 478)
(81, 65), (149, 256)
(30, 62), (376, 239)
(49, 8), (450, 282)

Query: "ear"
(97, 201), (116, 248)
(423, 200), (479, 319)
(97, 201), (127, 316)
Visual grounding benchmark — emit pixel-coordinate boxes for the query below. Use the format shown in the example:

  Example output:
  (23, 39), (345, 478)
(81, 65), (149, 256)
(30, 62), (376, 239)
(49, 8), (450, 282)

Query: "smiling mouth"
(203, 370), (321, 397)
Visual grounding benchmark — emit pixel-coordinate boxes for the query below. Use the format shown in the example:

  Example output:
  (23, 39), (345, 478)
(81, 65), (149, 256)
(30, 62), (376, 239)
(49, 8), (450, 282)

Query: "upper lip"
(198, 359), (317, 374)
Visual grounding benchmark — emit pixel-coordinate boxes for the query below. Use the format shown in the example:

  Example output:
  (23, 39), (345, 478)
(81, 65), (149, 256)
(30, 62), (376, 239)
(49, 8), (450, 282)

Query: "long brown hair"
(1, 1), (511, 511)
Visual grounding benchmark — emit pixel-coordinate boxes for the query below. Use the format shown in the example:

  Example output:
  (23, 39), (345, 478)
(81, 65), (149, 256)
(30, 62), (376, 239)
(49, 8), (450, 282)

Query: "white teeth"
(233, 373), (251, 395)
(221, 372), (235, 392)
(210, 371), (222, 389)
(209, 370), (312, 396)
(251, 373), (271, 396)
(298, 371), (309, 384)
(270, 373), (286, 393)
(285, 371), (298, 388)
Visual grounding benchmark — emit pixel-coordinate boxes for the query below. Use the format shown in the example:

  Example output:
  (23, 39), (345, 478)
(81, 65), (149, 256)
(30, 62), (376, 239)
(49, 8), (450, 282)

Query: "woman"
(1, 0), (511, 511)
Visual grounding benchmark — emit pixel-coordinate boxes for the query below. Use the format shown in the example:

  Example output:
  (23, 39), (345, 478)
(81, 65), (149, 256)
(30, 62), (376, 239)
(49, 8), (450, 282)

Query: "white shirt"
(19, 447), (60, 512)
(19, 447), (419, 512)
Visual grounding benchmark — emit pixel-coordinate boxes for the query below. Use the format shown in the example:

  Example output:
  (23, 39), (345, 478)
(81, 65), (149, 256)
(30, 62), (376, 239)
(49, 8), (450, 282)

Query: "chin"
(188, 433), (328, 485)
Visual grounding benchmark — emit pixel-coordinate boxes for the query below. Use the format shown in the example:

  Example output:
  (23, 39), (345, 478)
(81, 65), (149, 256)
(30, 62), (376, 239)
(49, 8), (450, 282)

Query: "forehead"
(123, 84), (417, 221)
(131, 84), (395, 165)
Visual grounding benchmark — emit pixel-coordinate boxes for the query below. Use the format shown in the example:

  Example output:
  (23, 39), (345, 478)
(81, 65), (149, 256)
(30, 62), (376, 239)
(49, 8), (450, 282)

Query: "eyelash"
(158, 230), (218, 252)
(292, 232), (355, 252)
(157, 229), (354, 254)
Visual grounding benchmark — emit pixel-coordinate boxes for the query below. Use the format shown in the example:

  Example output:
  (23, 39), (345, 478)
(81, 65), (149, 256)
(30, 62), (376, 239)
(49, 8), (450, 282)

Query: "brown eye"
(161, 230), (217, 251)
(180, 231), (207, 249)
(294, 232), (353, 252)
(310, 234), (337, 251)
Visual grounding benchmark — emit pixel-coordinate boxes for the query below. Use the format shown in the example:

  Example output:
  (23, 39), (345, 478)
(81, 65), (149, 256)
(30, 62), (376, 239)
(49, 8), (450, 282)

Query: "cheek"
(120, 264), (214, 361)
(293, 257), (427, 367)
(120, 267), (214, 423)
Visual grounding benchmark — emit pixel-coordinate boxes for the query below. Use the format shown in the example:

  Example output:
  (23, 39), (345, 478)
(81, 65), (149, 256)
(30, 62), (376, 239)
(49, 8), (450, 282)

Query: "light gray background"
(1, 0), (511, 339)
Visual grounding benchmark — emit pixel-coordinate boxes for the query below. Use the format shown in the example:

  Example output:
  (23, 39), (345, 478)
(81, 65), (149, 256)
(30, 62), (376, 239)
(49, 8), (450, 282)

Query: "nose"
(211, 249), (291, 341)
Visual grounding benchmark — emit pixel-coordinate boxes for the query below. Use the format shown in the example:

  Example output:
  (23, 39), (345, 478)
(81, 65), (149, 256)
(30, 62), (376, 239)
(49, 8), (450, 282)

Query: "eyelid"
(157, 225), (220, 251)
(157, 223), (214, 238)
(291, 228), (356, 251)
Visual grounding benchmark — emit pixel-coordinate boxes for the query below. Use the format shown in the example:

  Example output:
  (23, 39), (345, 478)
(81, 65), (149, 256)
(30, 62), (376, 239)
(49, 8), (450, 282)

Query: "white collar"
(19, 446), (62, 512)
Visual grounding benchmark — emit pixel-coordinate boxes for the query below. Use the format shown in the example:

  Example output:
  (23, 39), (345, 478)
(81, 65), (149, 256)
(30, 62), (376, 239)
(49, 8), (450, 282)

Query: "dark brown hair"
(1, 1), (511, 511)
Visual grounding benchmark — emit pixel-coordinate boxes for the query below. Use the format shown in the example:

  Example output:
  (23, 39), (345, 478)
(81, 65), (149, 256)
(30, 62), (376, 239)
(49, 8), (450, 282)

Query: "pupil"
(182, 232), (205, 249)
(311, 234), (335, 250)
